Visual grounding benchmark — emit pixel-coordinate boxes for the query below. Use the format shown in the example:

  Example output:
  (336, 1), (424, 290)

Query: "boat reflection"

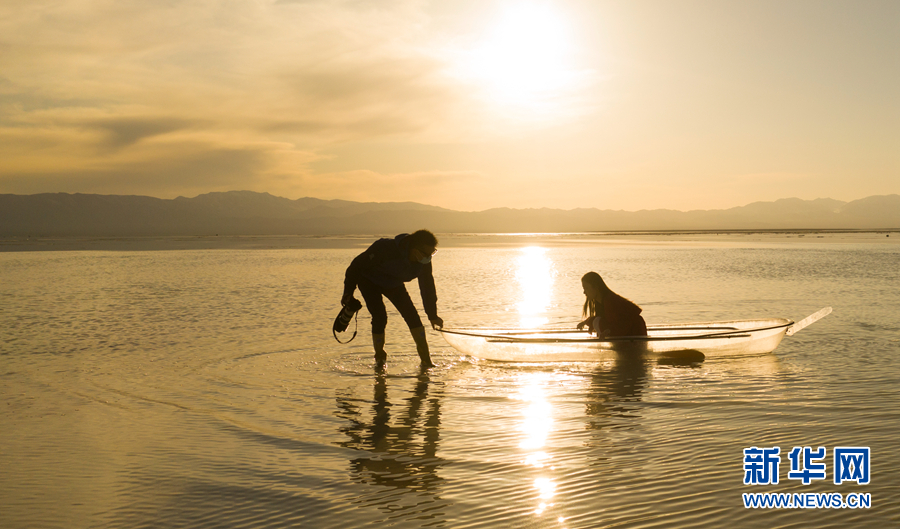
(334, 370), (445, 512)
(585, 348), (706, 426)
(585, 353), (650, 427)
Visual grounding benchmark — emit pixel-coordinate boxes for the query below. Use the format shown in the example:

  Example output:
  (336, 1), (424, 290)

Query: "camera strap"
(333, 310), (359, 344)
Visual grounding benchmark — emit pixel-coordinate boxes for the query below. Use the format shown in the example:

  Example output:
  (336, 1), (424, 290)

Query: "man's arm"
(417, 262), (441, 328)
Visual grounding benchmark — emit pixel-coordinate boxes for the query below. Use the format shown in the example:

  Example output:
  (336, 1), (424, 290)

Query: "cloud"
(0, 0), (605, 206)
(0, 1), (468, 195)
(731, 172), (812, 183)
(301, 169), (485, 208)
(89, 118), (197, 151)
(1, 145), (271, 196)
(3, 1), (463, 133)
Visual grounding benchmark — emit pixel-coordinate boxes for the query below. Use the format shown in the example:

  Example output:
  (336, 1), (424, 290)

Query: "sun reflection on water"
(515, 376), (554, 450)
(534, 477), (556, 499)
(524, 451), (550, 468)
(514, 246), (556, 327)
(513, 373), (565, 519)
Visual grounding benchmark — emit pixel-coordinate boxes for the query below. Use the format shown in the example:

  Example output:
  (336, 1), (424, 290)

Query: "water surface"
(2, 234), (898, 528)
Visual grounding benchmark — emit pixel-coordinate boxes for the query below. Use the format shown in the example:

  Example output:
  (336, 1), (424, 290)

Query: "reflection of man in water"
(336, 372), (444, 499)
(342, 230), (444, 368)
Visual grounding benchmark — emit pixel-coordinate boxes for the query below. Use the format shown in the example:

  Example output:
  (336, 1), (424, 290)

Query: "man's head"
(407, 229), (438, 264)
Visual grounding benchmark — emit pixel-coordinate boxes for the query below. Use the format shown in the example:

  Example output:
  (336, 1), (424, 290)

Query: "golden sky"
(1, 0), (898, 211)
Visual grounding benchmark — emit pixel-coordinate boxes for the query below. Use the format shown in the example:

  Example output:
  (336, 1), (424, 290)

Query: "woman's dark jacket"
(595, 292), (648, 337)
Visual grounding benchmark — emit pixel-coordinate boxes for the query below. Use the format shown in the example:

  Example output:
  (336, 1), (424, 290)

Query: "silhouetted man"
(342, 230), (443, 368)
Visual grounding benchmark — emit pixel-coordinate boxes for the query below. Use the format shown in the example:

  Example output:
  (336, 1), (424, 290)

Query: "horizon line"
(4, 189), (899, 215)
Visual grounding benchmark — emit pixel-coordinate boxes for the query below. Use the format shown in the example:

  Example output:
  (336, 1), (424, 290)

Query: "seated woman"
(577, 272), (648, 338)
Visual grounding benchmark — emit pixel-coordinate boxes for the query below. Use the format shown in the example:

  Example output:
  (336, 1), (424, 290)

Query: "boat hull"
(440, 318), (793, 362)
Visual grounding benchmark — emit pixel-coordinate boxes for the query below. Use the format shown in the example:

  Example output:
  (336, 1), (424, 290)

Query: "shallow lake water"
(2, 233), (898, 528)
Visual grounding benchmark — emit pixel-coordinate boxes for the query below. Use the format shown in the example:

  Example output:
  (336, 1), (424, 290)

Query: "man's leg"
(383, 286), (435, 368)
(358, 278), (388, 366)
(409, 326), (435, 368)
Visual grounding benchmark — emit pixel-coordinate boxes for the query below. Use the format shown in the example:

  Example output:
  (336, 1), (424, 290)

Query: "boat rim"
(439, 319), (794, 344)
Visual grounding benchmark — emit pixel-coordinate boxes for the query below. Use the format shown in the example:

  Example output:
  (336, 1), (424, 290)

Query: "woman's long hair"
(582, 272), (612, 319)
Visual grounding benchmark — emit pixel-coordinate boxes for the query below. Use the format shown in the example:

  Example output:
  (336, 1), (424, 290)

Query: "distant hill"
(1, 191), (898, 236)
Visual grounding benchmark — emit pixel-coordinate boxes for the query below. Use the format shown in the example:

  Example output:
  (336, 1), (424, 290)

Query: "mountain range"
(1, 191), (899, 236)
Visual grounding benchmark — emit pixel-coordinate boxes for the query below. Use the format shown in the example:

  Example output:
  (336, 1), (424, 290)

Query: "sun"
(462, 3), (581, 114)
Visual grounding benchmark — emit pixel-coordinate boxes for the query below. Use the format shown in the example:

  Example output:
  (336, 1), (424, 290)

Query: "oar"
(785, 307), (832, 336)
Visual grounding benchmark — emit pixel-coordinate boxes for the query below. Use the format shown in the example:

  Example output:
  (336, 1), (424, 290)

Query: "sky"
(1, 0), (898, 212)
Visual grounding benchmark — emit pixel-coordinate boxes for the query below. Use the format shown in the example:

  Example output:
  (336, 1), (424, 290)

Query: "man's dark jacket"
(343, 233), (438, 319)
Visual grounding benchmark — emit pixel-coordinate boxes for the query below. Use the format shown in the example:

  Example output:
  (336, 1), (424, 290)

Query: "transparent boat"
(440, 308), (831, 362)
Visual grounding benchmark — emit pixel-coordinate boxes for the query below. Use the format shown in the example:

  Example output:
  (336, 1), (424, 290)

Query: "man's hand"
(341, 294), (354, 306)
(430, 316), (444, 330)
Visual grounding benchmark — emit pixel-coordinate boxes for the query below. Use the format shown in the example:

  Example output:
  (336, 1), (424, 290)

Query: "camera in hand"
(333, 297), (363, 333)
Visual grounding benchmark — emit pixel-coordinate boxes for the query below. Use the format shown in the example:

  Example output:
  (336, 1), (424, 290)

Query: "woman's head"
(582, 272), (610, 301)
(581, 272), (610, 318)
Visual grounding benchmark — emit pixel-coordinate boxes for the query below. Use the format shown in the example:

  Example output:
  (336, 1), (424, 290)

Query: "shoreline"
(1, 229), (897, 252)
